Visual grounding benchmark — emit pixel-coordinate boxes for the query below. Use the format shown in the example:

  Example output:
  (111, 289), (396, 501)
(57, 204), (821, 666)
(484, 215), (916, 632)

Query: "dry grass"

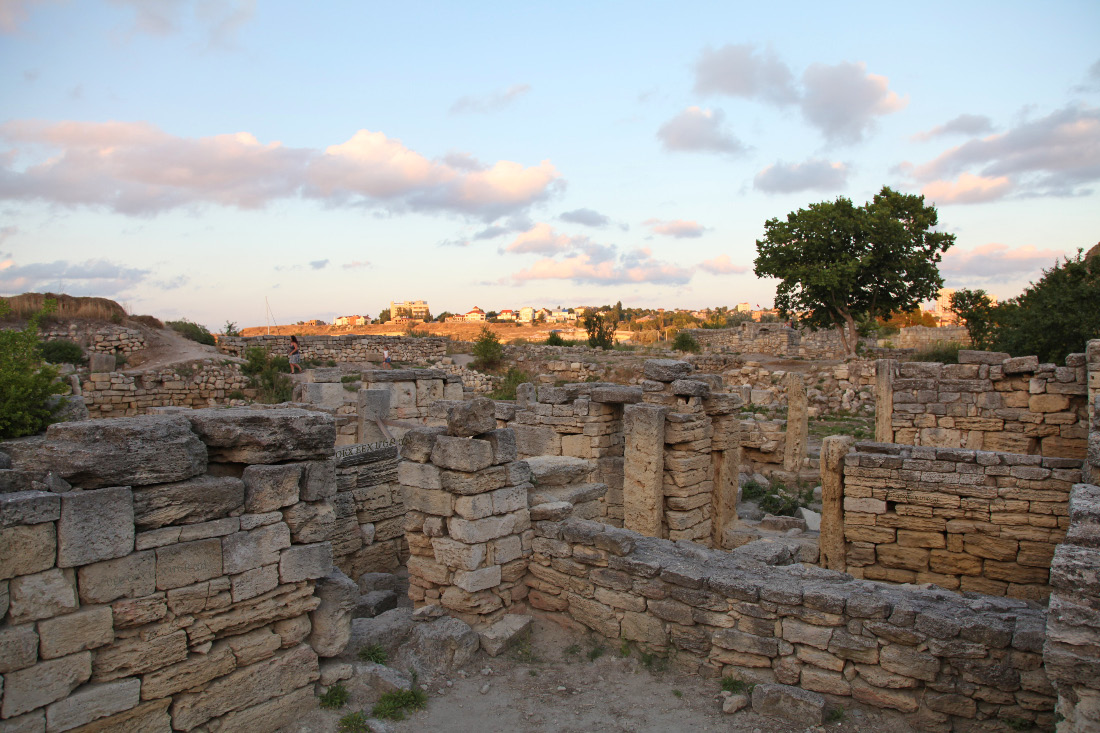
(1, 292), (127, 322)
(128, 314), (165, 329)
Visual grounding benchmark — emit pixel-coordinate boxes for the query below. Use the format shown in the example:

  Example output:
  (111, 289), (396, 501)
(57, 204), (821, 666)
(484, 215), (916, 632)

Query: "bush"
(471, 327), (503, 371)
(222, 320), (240, 337)
(910, 342), (963, 364)
(672, 332), (700, 353)
(128, 314), (164, 329)
(40, 339), (84, 365)
(357, 644), (387, 664)
(167, 319), (215, 346)
(546, 332), (566, 346)
(487, 368), (532, 400)
(584, 312), (616, 349)
(337, 711), (370, 733)
(0, 298), (67, 438)
(371, 688), (427, 720)
(240, 347), (292, 403)
(318, 683), (349, 709)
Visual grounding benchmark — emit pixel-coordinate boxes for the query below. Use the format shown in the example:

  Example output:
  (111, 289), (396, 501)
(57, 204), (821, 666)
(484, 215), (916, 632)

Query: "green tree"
(471, 326), (503, 370)
(949, 289), (996, 350)
(223, 320), (241, 337)
(376, 309), (391, 323)
(584, 312), (616, 349)
(753, 186), (955, 356)
(672, 332), (701, 353)
(991, 250), (1100, 363)
(0, 298), (67, 438)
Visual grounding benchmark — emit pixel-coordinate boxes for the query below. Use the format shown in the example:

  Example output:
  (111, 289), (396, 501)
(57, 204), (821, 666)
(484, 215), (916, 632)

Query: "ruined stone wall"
(218, 334), (447, 363)
(881, 349), (1092, 459)
(42, 323), (147, 355)
(834, 441), (1081, 601)
(885, 325), (970, 350)
(524, 514), (1055, 731)
(360, 369), (464, 422)
(0, 408), (356, 732)
(79, 363), (251, 417)
(333, 447), (408, 579)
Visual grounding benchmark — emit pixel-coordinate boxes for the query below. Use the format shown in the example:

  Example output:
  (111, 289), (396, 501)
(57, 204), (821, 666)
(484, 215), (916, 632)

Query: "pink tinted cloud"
(922, 172), (1014, 204)
(941, 242), (1067, 280)
(504, 223), (584, 255)
(698, 254), (748, 274)
(644, 218), (706, 238)
(512, 248), (692, 286)
(0, 119), (562, 219)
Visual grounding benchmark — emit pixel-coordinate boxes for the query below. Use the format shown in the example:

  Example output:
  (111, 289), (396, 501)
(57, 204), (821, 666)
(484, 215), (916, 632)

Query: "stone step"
(529, 482), (607, 507)
(524, 455), (592, 486)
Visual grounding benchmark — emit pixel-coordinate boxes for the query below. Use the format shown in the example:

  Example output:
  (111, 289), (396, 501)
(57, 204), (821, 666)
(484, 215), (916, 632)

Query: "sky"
(0, 0), (1098, 330)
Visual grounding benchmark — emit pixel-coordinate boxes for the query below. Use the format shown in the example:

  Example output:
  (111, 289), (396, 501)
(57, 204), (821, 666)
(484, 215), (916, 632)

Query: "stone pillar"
(782, 373), (808, 473)
(1086, 340), (1099, 484)
(623, 403), (667, 538)
(818, 435), (854, 572)
(357, 388), (391, 444)
(874, 359), (896, 443)
(710, 447), (740, 548)
(399, 397), (531, 628)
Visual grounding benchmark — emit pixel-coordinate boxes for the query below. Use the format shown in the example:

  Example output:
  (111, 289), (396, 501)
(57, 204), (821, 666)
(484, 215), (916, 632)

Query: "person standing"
(383, 347), (392, 369)
(289, 335), (302, 374)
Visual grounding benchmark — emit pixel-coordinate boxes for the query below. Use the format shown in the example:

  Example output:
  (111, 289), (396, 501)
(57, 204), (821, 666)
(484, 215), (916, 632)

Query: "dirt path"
(124, 325), (242, 371)
(289, 615), (916, 733)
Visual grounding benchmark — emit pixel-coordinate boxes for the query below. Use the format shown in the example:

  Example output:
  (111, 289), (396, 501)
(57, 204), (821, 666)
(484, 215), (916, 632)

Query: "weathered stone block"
(447, 515), (513, 543)
(643, 360), (693, 382)
(243, 464), (302, 513)
(751, 683), (825, 725)
(222, 522), (292, 575)
(398, 461), (443, 490)
(133, 476), (244, 529)
(38, 606), (113, 659)
(186, 407), (335, 463)
(446, 397), (496, 437)
(57, 487), (134, 568)
(155, 539), (223, 590)
(309, 570), (357, 657)
(282, 500), (336, 544)
(479, 614), (532, 657)
(453, 565), (501, 592)
(430, 437), (494, 473)
(298, 459), (337, 501)
(230, 564), (280, 602)
(45, 677), (140, 731)
(9, 568), (77, 623)
(0, 624), (38, 674)
(279, 541), (333, 583)
(140, 642), (236, 700)
(0, 522), (56, 580)
(482, 429), (518, 465)
(0, 490), (60, 528)
(1, 651), (91, 719)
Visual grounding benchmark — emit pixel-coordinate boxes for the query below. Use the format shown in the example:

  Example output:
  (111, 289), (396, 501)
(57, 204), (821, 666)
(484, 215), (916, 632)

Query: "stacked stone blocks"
(218, 334), (447, 363)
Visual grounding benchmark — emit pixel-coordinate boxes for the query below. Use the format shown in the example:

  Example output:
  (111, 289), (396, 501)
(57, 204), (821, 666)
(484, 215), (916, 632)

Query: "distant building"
(497, 309), (516, 321)
(549, 309), (571, 322)
(534, 308), (551, 322)
(390, 300), (431, 321)
(304, 319), (327, 326)
(450, 306), (487, 323)
(734, 302), (752, 313)
(518, 306), (535, 323)
(334, 315), (369, 326)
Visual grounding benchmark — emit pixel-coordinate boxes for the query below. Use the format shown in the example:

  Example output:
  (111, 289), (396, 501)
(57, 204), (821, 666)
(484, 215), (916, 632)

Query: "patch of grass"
(563, 644), (581, 658)
(227, 389), (246, 400)
(509, 633), (538, 663)
(721, 676), (750, 693)
(825, 705), (845, 723)
(40, 339), (84, 365)
(166, 319), (215, 346)
(672, 689), (682, 698)
(326, 359), (338, 367)
(340, 374), (360, 382)
(358, 644), (387, 664)
(741, 480), (768, 502)
(909, 341), (964, 364)
(528, 669), (538, 677)
(343, 382), (358, 392)
(129, 314), (164, 329)
(318, 683), (349, 710)
(371, 688), (427, 721)
(487, 367), (532, 400)
(587, 644), (605, 662)
(337, 711), (370, 733)
(809, 413), (874, 441)
(1002, 717), (1034, 732)
(619, 639), (631, 657)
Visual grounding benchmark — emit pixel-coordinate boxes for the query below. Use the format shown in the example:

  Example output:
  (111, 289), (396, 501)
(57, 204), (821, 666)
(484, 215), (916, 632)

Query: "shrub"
(240, 347), (292, 403)
(471, 327), (503, 371)
(672, 332), (700, 353)
(358, 644), (387, 664)
(40, 339), (84, 365)
(0, 298), (67, 438)
(546, 332), (566, 346)
(337, 711), (371, 733)
(487, 368), (532, 400)
(129, 314), (164, 329)
(584, 312), (616, 349)
(319, 683), (349, 709)
(167, 319), (215, 346)
(222, 320), (240, 337)
(910, 341), (963, 364)
(371, 688), (427, 720)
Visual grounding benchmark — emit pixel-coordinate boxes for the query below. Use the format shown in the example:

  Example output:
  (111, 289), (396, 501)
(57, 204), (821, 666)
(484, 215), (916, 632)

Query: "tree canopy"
(949, 289), (996, 350)
(753, 186), (955, 355)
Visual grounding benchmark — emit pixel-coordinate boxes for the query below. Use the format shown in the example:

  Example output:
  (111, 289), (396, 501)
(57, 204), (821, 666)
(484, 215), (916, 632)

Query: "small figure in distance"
(289, 335), (302, 374)
(383, 347), (392, 369)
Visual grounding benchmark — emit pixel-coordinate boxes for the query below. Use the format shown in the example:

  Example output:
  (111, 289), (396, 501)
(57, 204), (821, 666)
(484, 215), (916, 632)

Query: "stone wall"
(521, 513), (1056, 730)
(830, 441), (1082, 601)
(360, 369), (464, 423)
(0, 408), (357, 732)
(42, 323), (147, 356)
(884, 325), (970, 350)
(333, 446), (408, 579)
(218, 334), (448, 363)
(879, 348), (1093, 459)
(79, 362), (251, 417)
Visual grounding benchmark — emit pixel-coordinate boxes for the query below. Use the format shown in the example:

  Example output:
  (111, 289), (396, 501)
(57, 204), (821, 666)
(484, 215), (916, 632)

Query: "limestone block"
(525, 456), (591, 486)
(398, 461), (442, 490)
(243, 464), (302, 513)
(491, 485), (527, 515)
(623, 403), (667, 538)
(282, 500), (336, 544)
(133, 476), (244, 529)
(479, 614), (533, 657)
(0, 490), (60, 528)
(9, 568), (77, 623)
(454, 492), (494, 520)
(222, 522), (292, 575)
(441, 466), (508, 495)
(482, 429), (518, 465)
(447, 515), (513, 543)
(394, 616), (480, 678)
(279, 541), (333, 583)
(230, 564), (280, 602)
(186, 407), (335, 463)
(400, 427), (446, 463)
(154, 538), (222, 590)
(403, 486), (454, 516)
(274, 615), (313, 648)
(453, 565), (501, 592)
(56, 487), (134, 568)
(298, 459), (337, 501)
(751, 683), (825, 725)
(309, 570), (358, 657)
(168, 644), (319, 731)
(206, 684), (315, 733)
(1, 415), (206, 489)
(0, 624), (38, 674)
(0, 522), (56, 580)
(140, 642), (236, 700)
(431, 537), (486, 571)
(45, 677), (140, 731)
(643, 360), (693, 382)
(430, 437), (494, 473)
(1004, 356), (1039, 374)
(446, 397), (496, 437)
(38, 606), (113, 659)
(511, 424), (560, 457)
(2, 652), (92, 719)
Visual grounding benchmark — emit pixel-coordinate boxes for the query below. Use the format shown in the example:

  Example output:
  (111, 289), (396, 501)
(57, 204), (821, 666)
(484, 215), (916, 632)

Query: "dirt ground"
(288, 614), (917, 733)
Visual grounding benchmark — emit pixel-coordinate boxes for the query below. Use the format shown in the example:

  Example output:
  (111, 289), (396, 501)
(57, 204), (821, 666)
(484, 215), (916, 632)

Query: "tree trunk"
(835, 310), (859, 357)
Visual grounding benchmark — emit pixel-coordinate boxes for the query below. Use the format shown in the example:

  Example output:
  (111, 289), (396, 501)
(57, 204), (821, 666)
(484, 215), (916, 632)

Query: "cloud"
(560, 208), (610, 228)
(512, 247), (693, 286)
(941, 242), (1067, 281)
(644, 218), (706, 238)
(342, 260), (370, 269)
(921, 172), (1013, 204)
(753, 158), (849, 193)
(912, 114), (994, 141)
(450, 84), (531, 114)
(908, 105), (1100, 201)
(800, 61), (907, 143)
(152, 274), (188, 290)
(0, 119), (563, 220)
(694, 44), (798, 106)
(504, 223), (587, 255)
(107, 0), (255, 47)
(471, 214), (533, 240)
(657, 106), (745, 155)
(309, 259), (328, 270)
(698, 254), (748, 275)
(0, 0), (50, 33)
(1074, 59), (1100, 93)
(0, 225), (17, 244)
(0, 256), (150, 296)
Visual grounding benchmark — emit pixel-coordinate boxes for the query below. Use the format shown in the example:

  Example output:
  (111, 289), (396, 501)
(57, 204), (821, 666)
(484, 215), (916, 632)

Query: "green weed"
(371, 688), (427, 720)
(825, 705), (845, 723)
(358, 644), (387, 664)
(337, 711), (370, 733)
(318, 683), (349, 710)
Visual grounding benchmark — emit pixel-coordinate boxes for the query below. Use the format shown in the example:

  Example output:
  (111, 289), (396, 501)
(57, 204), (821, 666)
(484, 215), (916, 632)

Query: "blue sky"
(1, 0), (1097, 329)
